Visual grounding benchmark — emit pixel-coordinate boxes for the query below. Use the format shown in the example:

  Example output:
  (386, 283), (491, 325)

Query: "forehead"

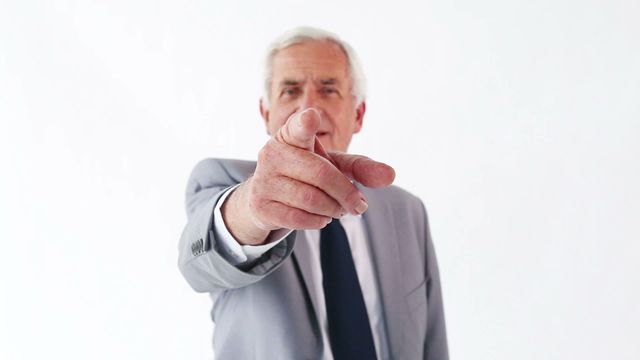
(271, 40), (350, 83)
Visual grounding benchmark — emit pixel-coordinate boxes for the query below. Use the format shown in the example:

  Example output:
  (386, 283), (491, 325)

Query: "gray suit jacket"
(178, 158), (449, 360)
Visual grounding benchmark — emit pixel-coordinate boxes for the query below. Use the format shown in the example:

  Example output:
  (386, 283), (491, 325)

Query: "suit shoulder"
(370, 184), (426, 210)
(183, 158), (257, 216)
(188, 158), (257, 189)
(365, 184), (430, 228)
(190, 158), (256, 179)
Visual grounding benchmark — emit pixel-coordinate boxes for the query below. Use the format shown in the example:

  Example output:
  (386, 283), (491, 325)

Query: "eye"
(281, 87), (301, 98)
(320, 87), (338, 95)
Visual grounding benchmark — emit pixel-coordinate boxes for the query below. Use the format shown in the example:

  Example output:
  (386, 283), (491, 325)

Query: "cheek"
(335, 109), (359, 132)
(266, 109), (290, 135)
(267, 121), (282, 135)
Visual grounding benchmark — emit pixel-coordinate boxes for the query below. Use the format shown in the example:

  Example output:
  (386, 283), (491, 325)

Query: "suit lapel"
(291, 232), (323, 339)
(237, 161), (325, 340)
(360, 186), (409, 359)
(234, 161), (324, 342)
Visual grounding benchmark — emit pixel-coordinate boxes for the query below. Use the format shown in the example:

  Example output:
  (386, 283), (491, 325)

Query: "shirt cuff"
(213, 184), (293, 266)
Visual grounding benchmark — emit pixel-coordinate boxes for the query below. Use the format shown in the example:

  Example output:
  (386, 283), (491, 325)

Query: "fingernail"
(354, 198), (368, 214)
(301, 107), (320, 116)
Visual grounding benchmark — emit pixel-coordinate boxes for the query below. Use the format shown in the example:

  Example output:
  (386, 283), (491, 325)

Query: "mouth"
(317, 131), (330, 137)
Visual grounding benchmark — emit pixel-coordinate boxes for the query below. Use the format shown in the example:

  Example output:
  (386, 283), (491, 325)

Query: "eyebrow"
(279, 80), (301, 87)
(320, 78), (338, 85)
(278, 78), (340, 87)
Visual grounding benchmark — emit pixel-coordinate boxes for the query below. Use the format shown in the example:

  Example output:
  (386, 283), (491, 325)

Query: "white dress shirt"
(212, 186), (390, 360)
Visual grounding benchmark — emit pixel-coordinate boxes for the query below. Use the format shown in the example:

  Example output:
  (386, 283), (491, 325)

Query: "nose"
(298, 84), (319, 111)
(289, 84), (327, 128)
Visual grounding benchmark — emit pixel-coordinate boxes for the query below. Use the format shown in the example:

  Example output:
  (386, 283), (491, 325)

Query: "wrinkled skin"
(222, 40), (395, 245)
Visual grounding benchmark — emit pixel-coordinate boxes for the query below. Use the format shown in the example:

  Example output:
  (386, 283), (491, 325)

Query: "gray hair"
(261, 26), (367, 109)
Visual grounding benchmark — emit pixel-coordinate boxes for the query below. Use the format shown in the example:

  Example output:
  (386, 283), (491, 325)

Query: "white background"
(1, 0), (639, 359)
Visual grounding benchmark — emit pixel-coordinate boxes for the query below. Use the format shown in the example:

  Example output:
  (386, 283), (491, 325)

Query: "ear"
(353, 100), (366, 134)
(259, 98), (270, 133)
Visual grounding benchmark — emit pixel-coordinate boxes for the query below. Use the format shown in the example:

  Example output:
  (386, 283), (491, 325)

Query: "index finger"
(329, 152), (396, 188)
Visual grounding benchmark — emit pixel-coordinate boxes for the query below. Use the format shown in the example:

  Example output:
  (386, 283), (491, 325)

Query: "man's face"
(260, 39), (365, 152)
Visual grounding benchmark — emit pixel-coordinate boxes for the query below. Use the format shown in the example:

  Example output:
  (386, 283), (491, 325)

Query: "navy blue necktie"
(320, 219), (377, 360)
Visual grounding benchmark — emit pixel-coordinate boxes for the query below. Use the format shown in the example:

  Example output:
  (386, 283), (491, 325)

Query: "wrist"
(222, 180), (271, 246)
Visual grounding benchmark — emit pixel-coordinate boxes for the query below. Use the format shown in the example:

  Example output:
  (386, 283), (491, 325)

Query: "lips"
(317, 131), (329, 137)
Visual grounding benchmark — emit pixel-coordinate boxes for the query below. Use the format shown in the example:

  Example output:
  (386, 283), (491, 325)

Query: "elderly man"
(178, 27), (448, 360)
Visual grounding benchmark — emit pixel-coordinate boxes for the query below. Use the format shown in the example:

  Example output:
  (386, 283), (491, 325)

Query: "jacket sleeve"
(421, 202), (450, 360)
(177, 158), (296, 294)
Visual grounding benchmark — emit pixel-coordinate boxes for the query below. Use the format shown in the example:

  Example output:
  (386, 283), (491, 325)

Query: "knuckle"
(301, 188), (317, 206)
(288, 210), (307, 229)
(258, 141), (288, 173)
(257, 145), (271, 164)
(346, 188), (362, 206)
(250, 172), (268, 190)
(291, 211), (325, 230)
(313, 163), (332, 183)
(313, 216), (330, 229)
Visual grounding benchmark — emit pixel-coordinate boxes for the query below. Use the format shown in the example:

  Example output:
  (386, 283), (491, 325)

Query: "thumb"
(274, 108), (321, 151)
(329, 152), (396, 188)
